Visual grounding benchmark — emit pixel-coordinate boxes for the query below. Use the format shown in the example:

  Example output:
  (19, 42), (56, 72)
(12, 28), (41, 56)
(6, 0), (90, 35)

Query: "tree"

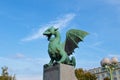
(75, 68), (97, 80)
(0, 66), (16, 80)
(75, 68), (84, 80)
(0, 76), (12, 80)
(104, 77), (110, 80)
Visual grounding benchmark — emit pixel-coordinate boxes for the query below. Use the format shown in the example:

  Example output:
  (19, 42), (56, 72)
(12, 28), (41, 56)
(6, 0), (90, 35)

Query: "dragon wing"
(64, 29), (88, 55)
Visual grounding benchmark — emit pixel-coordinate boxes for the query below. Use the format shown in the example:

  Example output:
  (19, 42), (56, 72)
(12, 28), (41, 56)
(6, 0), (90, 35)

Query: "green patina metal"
(43, 26), (88, 68)
(104, 64), (118, 80)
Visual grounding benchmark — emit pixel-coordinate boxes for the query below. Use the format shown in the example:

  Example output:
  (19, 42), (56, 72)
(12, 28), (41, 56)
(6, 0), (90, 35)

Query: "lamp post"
(100, 57), (119, 80)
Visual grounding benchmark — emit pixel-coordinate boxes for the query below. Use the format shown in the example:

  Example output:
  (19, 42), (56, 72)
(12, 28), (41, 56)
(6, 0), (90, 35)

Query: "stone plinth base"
(43, 64), (77, 80)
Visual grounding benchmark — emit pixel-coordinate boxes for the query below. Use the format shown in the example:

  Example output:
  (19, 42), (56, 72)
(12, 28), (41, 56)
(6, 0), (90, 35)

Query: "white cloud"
(108, 54), (120, 58)
(21, 13), (75, 41)
(103, 0), (120, 5)
(13, 53), (25, 59)
(84, 32), (106, 53)
(91, 41), (103, 47)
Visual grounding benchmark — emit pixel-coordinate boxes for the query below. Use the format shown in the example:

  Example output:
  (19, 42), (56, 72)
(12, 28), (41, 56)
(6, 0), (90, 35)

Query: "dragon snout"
(43, 31), (49, 36)
(43, 32), (52, 41)
(43, 32), (46, 35)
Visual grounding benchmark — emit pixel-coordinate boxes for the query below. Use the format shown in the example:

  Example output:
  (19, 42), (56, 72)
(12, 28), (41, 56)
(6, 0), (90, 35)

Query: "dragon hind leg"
(70, 56), (76, 67)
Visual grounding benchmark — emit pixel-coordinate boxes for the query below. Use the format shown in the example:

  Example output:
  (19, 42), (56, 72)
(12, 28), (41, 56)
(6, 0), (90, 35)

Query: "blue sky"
(0, 0), (120, 80)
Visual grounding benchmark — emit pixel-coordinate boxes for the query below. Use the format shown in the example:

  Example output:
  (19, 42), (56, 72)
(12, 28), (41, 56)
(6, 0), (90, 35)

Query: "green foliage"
(0, 66), (15, 80)
(0, 76), (12, 80)
(75, 68), (97, 80)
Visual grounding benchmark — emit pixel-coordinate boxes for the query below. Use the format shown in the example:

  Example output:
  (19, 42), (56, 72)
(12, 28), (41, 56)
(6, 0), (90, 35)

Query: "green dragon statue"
(43, 26), (88, 67)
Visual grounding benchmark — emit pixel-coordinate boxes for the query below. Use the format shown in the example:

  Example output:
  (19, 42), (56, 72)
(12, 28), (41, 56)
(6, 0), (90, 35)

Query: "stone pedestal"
(43, 64), (77, 80)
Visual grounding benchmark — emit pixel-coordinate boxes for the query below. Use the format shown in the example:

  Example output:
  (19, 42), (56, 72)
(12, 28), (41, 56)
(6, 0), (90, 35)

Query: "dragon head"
(43, 26), (58, 40)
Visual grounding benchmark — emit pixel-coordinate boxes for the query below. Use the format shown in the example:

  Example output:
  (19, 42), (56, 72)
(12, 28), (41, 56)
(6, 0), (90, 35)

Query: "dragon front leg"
(48, 59), (54, 65)
(44, 59), (54, 68)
